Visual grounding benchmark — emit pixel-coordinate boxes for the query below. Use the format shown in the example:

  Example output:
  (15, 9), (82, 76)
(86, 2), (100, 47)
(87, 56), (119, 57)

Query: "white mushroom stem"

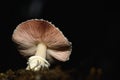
(26, 43), (50, 71)
(35, 43), (47, 58)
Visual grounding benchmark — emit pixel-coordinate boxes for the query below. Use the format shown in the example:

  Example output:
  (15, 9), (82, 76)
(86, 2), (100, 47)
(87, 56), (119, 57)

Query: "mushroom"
(12, 19), (72, 71)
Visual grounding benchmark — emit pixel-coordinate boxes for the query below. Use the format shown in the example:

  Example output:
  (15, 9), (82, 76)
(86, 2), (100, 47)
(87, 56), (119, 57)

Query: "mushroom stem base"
(26, 43), (50, 71)
(26, 56), (50, 71)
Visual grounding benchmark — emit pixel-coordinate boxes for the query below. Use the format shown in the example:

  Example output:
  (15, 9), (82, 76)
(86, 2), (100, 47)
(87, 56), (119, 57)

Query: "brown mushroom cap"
(12, 19), (72, 61)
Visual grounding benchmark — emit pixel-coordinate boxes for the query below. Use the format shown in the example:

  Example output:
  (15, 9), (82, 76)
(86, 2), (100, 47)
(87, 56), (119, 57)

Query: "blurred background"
(0, 0), (118, 80)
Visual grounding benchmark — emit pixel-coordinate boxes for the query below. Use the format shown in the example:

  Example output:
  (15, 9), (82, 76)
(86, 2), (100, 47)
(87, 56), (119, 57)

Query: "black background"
(0, 0), (119, 79)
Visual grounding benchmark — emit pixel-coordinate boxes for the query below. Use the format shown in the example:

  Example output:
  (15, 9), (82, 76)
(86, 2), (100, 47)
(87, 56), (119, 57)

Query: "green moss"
(0, 66), (72, 80)
(0, 66), (103, 80)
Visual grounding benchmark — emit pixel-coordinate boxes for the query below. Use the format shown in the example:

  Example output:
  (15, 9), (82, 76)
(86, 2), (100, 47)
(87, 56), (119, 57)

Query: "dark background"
(0, 0), (119, 80)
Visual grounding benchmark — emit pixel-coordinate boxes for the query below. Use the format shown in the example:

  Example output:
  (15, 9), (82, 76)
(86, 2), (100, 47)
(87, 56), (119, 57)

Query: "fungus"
(12, 19), (72, 71)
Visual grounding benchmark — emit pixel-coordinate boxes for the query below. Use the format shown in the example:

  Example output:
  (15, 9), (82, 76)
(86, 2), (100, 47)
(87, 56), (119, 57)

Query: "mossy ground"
(0, 66), (103, 80)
